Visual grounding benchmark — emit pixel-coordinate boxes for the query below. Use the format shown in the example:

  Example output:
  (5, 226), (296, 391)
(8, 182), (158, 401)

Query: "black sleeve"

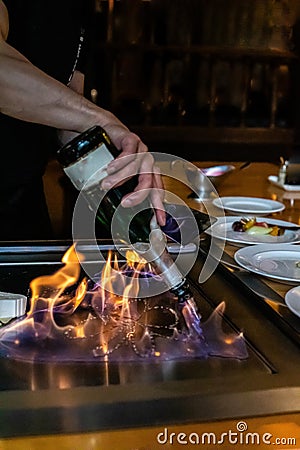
(76, 1), (96, 75)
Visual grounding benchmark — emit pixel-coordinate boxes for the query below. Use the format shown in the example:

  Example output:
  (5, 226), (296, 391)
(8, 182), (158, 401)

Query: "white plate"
(213, 196), (285, 215)
(285, 286), (300, 318)
(206, 216), (300, 246)
(268, 175), (300, 192)
(234, 244), (300, 283)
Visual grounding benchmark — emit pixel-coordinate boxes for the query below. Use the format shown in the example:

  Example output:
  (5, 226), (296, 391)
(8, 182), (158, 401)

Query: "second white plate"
(234, 244), (300, 284)
(213, 196), (285, 215)
(206, 216), (300, 246)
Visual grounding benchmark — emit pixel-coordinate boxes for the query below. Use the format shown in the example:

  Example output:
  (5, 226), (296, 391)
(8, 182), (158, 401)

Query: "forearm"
(57, 70), (87, 145)
(0, 0), (165, 221)
(0, 40), (123, 134)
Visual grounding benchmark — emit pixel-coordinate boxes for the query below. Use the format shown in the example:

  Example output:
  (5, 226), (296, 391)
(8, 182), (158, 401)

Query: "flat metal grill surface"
(0, 246), (269, 391)
(0, 242), (299, 438)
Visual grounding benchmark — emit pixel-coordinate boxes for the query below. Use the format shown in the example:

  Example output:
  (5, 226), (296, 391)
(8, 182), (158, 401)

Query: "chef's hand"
(99, 121), (166, 227)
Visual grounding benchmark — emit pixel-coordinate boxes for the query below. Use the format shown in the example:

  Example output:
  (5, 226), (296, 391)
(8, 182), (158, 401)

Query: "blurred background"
(45, 0), (300, 236)
(81, 0), (300, 162)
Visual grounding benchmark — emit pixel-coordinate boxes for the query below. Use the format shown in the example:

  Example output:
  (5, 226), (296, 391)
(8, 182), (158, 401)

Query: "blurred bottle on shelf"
(113, 0), (151, 45)
(114, 96), (146, 126)
(182, 59), (243, 127)
(149, 58), (186, 125)
(111, 50), (146, 126)
(150, 92), (186, 127)
(149, 0), (167, 45)
(145, 57), (163, 124)
(275, 65), (292, 128)
(234, 0), (253, 48)
(90, 88), (98, 104)
(250, 1), (270, 48)
(182, 58), (210, 126)
(151, 0), (200, 48)
(190, 0), (205, 46)
(267, 0), (294, 52)
(199, 0), (214, 46)
(93, 0), (109, 42)
(108, 0), (152, 126)
(245, 63), (271, 127)
(165, 0), (194, 47)
(213, 61), (241, 127)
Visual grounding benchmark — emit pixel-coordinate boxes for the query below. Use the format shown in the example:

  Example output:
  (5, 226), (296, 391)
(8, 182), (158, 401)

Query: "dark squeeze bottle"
(56, 125), (193, 304)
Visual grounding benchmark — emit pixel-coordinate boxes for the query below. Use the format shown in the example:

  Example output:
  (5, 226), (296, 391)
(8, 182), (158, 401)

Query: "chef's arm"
(0, 0), (166, 222)
(57, 70), (86, 145)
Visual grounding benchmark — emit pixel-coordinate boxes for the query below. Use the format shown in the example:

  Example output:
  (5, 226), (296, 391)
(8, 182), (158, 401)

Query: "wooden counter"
(162, 159), (300, 301)
(44, 159), (300, 236)
(162, 161), (300, 225)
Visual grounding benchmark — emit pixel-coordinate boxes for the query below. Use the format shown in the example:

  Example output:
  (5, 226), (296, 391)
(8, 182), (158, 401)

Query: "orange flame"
(125, 250), (146, 266)
(125, 250), (152, 276)
(28, 245), (85, 316)
(100, 250), (141, 311)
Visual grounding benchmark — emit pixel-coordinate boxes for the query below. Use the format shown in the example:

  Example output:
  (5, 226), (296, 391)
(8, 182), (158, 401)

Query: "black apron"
(0, 0), (90, 240)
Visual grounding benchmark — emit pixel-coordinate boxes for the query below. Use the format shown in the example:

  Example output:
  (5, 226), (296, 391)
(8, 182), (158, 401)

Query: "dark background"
(83, 0), (300, 162)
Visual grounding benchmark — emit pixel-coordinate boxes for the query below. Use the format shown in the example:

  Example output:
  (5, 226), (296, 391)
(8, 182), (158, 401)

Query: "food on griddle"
(232, 218), (285, 236)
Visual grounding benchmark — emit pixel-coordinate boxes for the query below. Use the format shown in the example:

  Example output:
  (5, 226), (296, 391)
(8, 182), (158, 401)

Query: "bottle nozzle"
(170, 279), (193, 304)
